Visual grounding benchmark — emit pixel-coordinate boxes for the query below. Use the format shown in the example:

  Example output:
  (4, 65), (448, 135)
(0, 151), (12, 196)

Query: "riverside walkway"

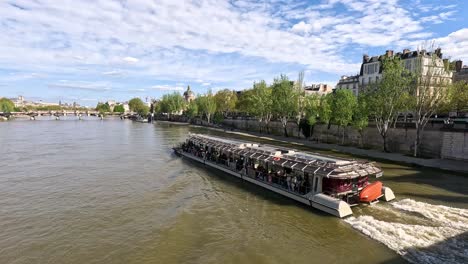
(197, 126), (468, 174)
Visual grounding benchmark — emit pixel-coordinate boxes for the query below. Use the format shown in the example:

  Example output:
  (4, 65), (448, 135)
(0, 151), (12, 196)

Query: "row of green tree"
(155, 56), (467, 157)
(95, 98), (150, 115)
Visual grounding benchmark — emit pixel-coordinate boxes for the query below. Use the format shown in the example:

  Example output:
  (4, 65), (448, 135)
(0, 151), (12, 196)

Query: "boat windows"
(313, 177), (319, 193)
(182, 135), (377, 198)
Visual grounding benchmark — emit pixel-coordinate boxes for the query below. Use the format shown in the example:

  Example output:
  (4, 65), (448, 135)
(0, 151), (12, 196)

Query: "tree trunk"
(359, 130), (364, 148)
(282, 118), (288, 137)
(319, 125), (322, 143)
(297, 121), (301, 137)
(382, 134), (388, 152)
(341, 126), (345, 145)
(414, 124), (420, 157)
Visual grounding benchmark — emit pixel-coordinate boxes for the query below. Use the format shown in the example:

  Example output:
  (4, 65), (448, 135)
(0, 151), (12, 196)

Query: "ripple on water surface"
(0, 120), (466, 264)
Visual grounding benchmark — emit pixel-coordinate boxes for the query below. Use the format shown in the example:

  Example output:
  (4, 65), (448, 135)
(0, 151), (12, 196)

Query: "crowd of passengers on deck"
(181, 141), (311, 195)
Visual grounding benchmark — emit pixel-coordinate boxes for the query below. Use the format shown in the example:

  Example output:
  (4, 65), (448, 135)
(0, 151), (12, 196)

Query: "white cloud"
(128, 88), (146, 92)
(0, 0), (465, 92)
(201, 82), (211, 86)
(0, 72), (45, 82)
(429, 28), (468, 62)
(48, 81), (111, 91)
(102, 70), (124, 76)
(291, 21), (313, 34)
(150, 85), (184, 91)
(123, 57), (139, 63)
(420, 11), (456, 24)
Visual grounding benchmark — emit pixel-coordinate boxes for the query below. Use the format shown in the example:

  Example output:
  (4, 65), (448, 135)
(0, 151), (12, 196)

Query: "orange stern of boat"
(359, 181), (383, 203)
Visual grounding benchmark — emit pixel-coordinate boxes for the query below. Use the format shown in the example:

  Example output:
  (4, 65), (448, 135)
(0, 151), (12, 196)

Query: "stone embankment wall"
(441, 132), (468, 160)
(221, 119), (468, 161)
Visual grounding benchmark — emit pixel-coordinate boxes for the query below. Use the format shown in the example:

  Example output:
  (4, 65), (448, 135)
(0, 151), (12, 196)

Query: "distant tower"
(183, 85), (195, 102)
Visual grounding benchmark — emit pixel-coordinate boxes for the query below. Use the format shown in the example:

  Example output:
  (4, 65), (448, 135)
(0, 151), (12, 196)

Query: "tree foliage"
(304, 94), (320, 125)
(366, 57), (412, 152)
(185, 100), (199, 119)
(352, 94), (370, 147)
(238, 80), (273, 133)
(0, 98), (15, 113)
(197, 90), (217, 123)
(446, 81), (468, 112)
(214, 89), (237, 114)
(316, 94), (333, 142)
(113, 104), (125, 113)
(96, 102), (111, 113)
(159, 93), (186, 118)
(271, 75), (298, 137)
(302, 94), (320, 138)
(331, 89), (357, 144)
(128, 98), (149, 116)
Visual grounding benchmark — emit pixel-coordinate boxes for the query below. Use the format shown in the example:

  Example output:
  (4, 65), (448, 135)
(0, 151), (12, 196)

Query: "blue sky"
(0, 0), (467, 107)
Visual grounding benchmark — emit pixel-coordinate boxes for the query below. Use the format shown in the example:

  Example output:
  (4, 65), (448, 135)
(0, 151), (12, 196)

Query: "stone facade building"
(335, 75), (360, 96)
(453, 60), (468, 83)
(336, 48), (453, 96)
(9, 95), (25, 107)
(183, 86), (195, 102)
(360, 48), (452, 89)
(304, 83), (333, 95)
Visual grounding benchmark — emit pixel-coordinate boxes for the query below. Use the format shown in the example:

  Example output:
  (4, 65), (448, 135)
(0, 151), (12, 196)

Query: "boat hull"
(178, 151), (353, 218)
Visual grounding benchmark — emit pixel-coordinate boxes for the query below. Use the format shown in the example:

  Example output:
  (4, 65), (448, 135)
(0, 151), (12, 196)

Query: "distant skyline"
(1, 0), (467, 106)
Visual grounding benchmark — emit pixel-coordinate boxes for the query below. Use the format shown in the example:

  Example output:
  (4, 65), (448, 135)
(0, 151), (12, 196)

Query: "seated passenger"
(291, 176), (297, 192)
(286, 175), (291, 190)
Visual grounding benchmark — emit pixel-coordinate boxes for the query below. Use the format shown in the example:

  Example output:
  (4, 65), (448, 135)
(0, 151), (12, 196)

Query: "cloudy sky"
(0, 0), (467, 106)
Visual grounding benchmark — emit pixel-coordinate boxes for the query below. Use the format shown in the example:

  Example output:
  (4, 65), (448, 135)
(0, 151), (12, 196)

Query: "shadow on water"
(178, 155), (332, 218)
(387, 170), (468, 196)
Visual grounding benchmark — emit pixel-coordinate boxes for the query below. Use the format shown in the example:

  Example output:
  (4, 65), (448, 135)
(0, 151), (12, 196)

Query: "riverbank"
(191, 125), (468, 174)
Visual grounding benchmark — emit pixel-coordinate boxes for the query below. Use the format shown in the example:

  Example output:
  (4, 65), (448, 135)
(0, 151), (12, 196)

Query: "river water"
(0, 118), (466, 264)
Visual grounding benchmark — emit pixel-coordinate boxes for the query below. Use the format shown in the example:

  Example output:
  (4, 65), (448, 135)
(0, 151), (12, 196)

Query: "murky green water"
(0, 118), (466, 264)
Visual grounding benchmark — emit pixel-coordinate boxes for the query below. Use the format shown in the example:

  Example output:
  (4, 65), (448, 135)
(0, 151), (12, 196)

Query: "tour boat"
(173, 133), (395, 218)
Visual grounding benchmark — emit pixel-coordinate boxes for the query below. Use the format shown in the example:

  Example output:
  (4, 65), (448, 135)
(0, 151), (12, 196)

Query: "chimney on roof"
(443, 59), (449, 71)
(385, 50), (394, 57)
(435, 47), (442, 58)
(455, 60), (463, 72)
(363, 54), (369, 63)
(403, 49), (410, 54)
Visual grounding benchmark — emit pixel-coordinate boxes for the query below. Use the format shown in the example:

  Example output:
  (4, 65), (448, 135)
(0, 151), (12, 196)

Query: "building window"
(368, 77), (371, 84)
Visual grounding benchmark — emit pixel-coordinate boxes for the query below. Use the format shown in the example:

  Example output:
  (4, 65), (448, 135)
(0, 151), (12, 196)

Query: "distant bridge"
(1, 110), (100, 116)
(0, 111), (136, 120)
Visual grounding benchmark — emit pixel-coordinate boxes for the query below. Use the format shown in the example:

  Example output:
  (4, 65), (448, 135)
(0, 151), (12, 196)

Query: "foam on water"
(345, 199), (468, 264)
